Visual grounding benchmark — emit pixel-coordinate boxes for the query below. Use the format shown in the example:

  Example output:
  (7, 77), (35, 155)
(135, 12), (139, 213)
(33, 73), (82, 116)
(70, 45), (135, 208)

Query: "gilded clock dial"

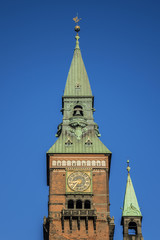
(68, 172), (91, 192)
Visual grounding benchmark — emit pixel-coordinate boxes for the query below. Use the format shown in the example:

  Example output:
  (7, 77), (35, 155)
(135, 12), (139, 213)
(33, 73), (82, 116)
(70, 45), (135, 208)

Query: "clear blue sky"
(0, 0), (160, 239)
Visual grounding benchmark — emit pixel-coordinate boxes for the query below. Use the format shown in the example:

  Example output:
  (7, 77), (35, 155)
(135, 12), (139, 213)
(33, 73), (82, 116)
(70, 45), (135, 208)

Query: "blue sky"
(0, 0), (160, 239)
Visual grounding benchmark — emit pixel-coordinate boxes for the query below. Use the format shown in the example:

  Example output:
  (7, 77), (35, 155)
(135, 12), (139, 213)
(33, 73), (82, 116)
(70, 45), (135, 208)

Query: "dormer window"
(85, 137), (93, 146)
(73, 105), (83, 116)
(65, 138), (73, 146)
(75, 83), (81, 89)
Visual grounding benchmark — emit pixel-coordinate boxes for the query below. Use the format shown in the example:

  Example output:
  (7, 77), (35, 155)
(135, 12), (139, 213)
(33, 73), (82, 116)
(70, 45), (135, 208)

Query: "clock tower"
(43, 23), (115, 240)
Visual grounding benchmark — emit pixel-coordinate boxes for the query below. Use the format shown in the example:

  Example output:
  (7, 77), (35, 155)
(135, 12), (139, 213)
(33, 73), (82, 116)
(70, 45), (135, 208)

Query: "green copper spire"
(63, 30), (92, 97)
(47, 22), (111, 155)
(122, 160), (142, 217)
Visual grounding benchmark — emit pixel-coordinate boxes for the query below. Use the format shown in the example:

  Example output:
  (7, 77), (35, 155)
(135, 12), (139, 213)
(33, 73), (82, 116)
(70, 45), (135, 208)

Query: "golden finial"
(127, 160), (131, 173)
(73, 14), (81, 34)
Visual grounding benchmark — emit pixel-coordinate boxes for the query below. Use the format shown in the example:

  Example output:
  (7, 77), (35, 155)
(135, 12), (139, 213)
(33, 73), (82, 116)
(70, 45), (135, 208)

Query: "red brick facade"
(43, 154), (114, 240)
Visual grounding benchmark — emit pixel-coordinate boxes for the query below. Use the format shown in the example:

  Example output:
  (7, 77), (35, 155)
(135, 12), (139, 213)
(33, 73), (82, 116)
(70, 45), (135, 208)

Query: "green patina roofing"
(64, 35), (92, 97)
(47, 32), (111, 155)
(47, 132), (111, 154)
(122, 166), (142, 217)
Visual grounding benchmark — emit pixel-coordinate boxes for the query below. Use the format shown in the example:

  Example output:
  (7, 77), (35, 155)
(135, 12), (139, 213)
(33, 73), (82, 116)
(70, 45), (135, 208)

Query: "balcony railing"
(61, 209), (96, 217)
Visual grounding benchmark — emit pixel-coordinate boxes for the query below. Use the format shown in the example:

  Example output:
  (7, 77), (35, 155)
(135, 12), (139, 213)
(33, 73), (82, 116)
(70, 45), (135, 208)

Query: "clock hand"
(72, 180), (79, 184)
(73, 181), (79, 188)
(72, 179), (82, 189)
(72, 179), (82, 184)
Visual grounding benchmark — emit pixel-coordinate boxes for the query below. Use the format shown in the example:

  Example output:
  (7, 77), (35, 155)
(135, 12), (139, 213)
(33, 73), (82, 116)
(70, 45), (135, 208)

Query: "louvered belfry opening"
(128, 222), (137, 235)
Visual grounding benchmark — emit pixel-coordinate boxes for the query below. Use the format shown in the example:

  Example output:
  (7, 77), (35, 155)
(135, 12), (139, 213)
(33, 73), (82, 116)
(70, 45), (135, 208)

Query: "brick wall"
(48, 154), (110, 240)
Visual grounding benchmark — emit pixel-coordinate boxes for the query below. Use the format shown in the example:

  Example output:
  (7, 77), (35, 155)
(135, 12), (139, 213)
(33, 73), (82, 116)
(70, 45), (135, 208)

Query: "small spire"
(127, 160), (131, 174)
(122, 160), (142, 217)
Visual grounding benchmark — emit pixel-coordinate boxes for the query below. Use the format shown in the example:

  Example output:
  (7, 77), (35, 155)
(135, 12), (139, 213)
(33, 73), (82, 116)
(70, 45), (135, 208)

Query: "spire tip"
(73, 15), (81, 35)
(127, 160), (131, 173)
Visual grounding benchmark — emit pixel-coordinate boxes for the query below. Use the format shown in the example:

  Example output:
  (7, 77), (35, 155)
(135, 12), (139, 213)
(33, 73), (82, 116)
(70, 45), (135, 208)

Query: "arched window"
(87, 161), (91, 166)
(57, 160), (61, 166)
(77, 161), (81, 166)
(73, 105), (83, 116)
(97, 160), (101, 166)
(76, 200), (82, 209)
(92, 160), (96, 166)
(68, 200), (74, 209)
(72, 161), (76, 166)
(67, 161), (71, 166)
(62, 160), (66, 166)
(82, 161), (86, 166)
(102, 160), (106, 166)
(128, 222), (137, 235)
(52, 161), (56, 166)
(84, 200), (91, 209)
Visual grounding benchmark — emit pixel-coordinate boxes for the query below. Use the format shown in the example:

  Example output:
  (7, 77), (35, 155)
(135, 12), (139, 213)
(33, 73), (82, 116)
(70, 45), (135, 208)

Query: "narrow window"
(87, 161), (91, 166)
(77, 161), (81, 166)
(57, 160), (61, 166)
(67, 161), (71, 166)
(84, 200), (91, 209)
(62, 160), (66, 166)
(52, 161), (56, 166)
(97, 160), (101, 166)
(102, 161), (106, 166)
(72, 161), (76, 166)
(92, 161), (96, 166)
(68, 200), (74, 209)
(76, 200), (82, 209)
(82, 161), (86, 166)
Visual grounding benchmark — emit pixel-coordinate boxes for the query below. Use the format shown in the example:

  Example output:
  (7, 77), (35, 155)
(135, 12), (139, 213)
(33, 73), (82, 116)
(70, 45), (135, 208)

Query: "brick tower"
(43, 23), (115, 240)
(121, 161), (143, 240)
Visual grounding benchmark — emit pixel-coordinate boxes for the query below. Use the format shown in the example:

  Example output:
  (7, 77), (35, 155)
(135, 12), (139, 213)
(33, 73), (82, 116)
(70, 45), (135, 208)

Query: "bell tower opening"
(128, 222), (137, 235)
(73, 105), (83, 116)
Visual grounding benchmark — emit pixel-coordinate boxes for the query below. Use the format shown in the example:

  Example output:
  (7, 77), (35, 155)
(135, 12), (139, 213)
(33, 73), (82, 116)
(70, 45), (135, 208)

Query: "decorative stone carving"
(94, 123), (101, 137)
(52, 160), (106, 168)
(69, 116), (88, 140)
(55, 123), (62, 137)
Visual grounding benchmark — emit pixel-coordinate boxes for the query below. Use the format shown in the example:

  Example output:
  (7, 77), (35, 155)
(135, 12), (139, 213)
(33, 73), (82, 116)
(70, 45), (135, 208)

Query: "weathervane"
(73, 14), (81, 34)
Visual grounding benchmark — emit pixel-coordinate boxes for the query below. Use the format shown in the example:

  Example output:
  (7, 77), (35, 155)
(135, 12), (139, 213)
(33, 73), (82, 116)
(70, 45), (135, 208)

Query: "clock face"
(67, 172), (91, 192)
